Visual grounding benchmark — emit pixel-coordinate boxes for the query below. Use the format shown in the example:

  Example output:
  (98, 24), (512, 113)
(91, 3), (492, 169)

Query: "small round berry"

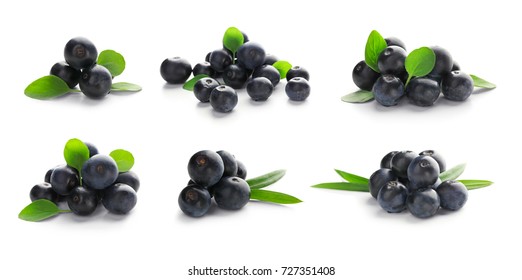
(407, 188), (440, 218)
(377, 181), (408, 213)
(79, 65), (112, 99)
(285, 77), (310, 101)
(178, 185), (211, 217)
(237, 42), (266, 70)
(352, 60), (380, 91)
(436, 180), (468, 211)
(247, 77), (274, 101)
(210, 85), (238, 113)
(193, 77), (220, 103)
(64, 37), (98, 70)
(50, 61), (81, 88)
(102, 183), (137, 214)
(369, 168), (398, 199)
(209, 49), (233, 72)
(30, 183), (59, 203)
(372, 75), (404, 107)
(213, 177), (251, 210)
(192, 62), (216, 78)
(160, 57), (192, 84)
(441, 71), (474, 102)
(253, 65), (280, 86)
(67, 186), (98, 216)
(286, 66), (310, 81)
(187, 150), (225, 187)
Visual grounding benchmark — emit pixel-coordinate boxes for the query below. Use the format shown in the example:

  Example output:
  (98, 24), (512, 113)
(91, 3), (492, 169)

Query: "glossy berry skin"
(192, 62), (216, 78)
(441, 71), (474, 101)
(44, 167), (55, 183)
(50, 165), (80, 196)
(264, 54), (278, 65)
(236, 160), (247, 179)
(428, 46), (453, 79)
(286, 66), (310, 81)
(377, 181), (408, 213)
(30, 183), (59, 203)
(377, 46), (407, 76)
(102, 183), (137, 214)
(436, 180), (468, 211)
(419, 150), (446, 173)
(188, 150), (225, 187)
(50, 61), (81, 88)
(223, 64), (249, 89)
(115, 171), (140, 192)
(385, 37), (406, 50)
(160, 57), (192, 84)
(193, 77), (220, 103)
(81, 154), (119, 190)
(372, 75), (404, 106)
(352, 60), (380, 91)
(209, 49), (233, 72)
(380, 151), (399, 169)
(178, 185), (211, 217)
(407, 188), (440, 218)
(391, 151), (417, 179)
(217, 150), (238, 177)
(407, 156), (440, 189)
(210, 85), (238, 113)
(286, 77), (310, 101)
(406, 77), (441, 107)
(79, 65), (112, 99)
(247, 77), (274, 101)
(253, 65), (280, 86)
(64, 37), (98, 70)
(213, 177), (250, 210)
(369, 168), (398, 199)
(67, 186), (98, 216)
(84, 142), (98, 158)
(237, 42), (266, 70)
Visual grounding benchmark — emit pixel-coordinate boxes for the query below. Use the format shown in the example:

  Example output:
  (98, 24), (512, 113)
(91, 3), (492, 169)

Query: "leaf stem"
(59, 209), (72, 213)
(405, 75), (412, 87)
(69, 88), (81, 93)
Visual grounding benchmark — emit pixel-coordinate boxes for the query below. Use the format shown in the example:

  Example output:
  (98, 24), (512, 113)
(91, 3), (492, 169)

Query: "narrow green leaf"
(470, 75), (496, 89)
(334, 169), (369, 184)
(111, 82), (142, 92)
(273, 61), (292, 79)
(18, 199), (69, 222)
(341, 90), (374, 103)
(182, 74), (209, 91)
(250, 189), (302, 204)
(311, 182), (369, 192)
(247, 169), (286, 189)
(109, 149), (134, 172)
(364, 30), (387, 72)
(459, 179), (493, 190)
(63, 138), (89, 173)
(24, 75), (71, 99)
(97, 50), (126, 77)
(439, 163), (466, 181)
(405, 47), (436, 85)
(223, 27), (244, 54)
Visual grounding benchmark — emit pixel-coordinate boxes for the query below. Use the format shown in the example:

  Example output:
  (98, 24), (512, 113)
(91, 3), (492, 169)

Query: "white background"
(1, 0), (521, 279)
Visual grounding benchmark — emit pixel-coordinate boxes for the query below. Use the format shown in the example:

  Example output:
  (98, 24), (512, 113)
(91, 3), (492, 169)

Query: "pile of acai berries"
(160, 28), (311, 113)
(179, 150), (250, 217)
(370, 150), (468, 218)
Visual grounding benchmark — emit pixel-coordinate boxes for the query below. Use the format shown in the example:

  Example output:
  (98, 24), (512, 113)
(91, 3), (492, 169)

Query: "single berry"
(102, 183), (137, 214)
(441, 71), (474, 102)
(407, 156), (440, 190)
(286, 66), (310, 81)
(253, 65), (280, 86)
(210, 85), (238, 113)
(428, 46), (453, 79)
(84, 142), (99, 157)
(209, 49), (233, 72)
(187, 150), (225, 187)
(217, 150), (238, 177)
(377, 181), (408, 213)
(114, 171), (140, 192)
(380, 151), (399, 169)
(236, 160), (247, 179)
(419, 150), (446, 173)
(50, 165), (79, 196)
(385, 37), (406, 50)
(372, 75), (405, 106)
(193, 77), (220, 103)
(407, 188), (440, 218)
(247, 77), (274, 101)
(391, 151), (417, 179)
(178, 185), (211, 217)
(285, 77), (310, 101)
(30, 183), (59, 203)
(64, 37), (98, 70)
(377, 46), (407, 76)
(406, 77), (441, 107)
(67, 186), (98, 216)
(237, 42), (266, 70)
(369, 168), (398, 199)
(436, 180), (468, 211)
(213, 177), (251, 210)
(79, 65), (112, 99)
(50, 61), (81, 88)
(193, 62), (216, 78)
(352, 60), (380, 91)
(160, 57), (192, 84)
(223, 64), (249, 89)
(81, 154), (119, 190)
(264, 54), (278, 65)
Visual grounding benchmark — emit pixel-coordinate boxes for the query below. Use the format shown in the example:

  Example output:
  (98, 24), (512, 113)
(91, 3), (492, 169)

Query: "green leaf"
(439, 163), (466, 181)
(250, 189), (302, 204)
(341, 90), (374, 103)
(247, 169), (286, 189)
(470, 75), (496, 89)
(109, 149), (134, 172)
(63, 138), (89, 173)
(111, 82), (142, 92)
(459, 179), (493, 190)
(97, 50), (126, 77)
(364, 30), (387, 72)
(311, 182), (369, 192)
(182, 74), (209, 91)
(334, 169), (369, 184)
(24, 75), (72, 99)
(223, 27), (244, 54)
(405, 47), (436, 85)
(273, 61), (292, 79)
(18, 199), (69, 222)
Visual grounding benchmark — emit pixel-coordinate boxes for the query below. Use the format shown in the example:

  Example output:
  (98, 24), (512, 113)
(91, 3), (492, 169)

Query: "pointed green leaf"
(223, 27), (244, 54)
(273, 61), (292, 79)
(311, 182), (369, 192)
(247, 170), (286, 189)
(459, 179), (493, 190)
(97, 50), (126, 77)
(341, 90), (374, 103)
(334, 169), (369, 184)
(182, 74), (209, 91)
(439, 163), (466, 181)
(63, 138), (89, 173)
(364, 30), (387, 72)
(405, 47), (436, 85)
(18, 199), (69, 222)
(109, 149), (134, 172)
(470, 75), (496, 89)
(250, 189), (302, 204)
(111, 82), (142, 92)
(24, 75), (71, 99)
